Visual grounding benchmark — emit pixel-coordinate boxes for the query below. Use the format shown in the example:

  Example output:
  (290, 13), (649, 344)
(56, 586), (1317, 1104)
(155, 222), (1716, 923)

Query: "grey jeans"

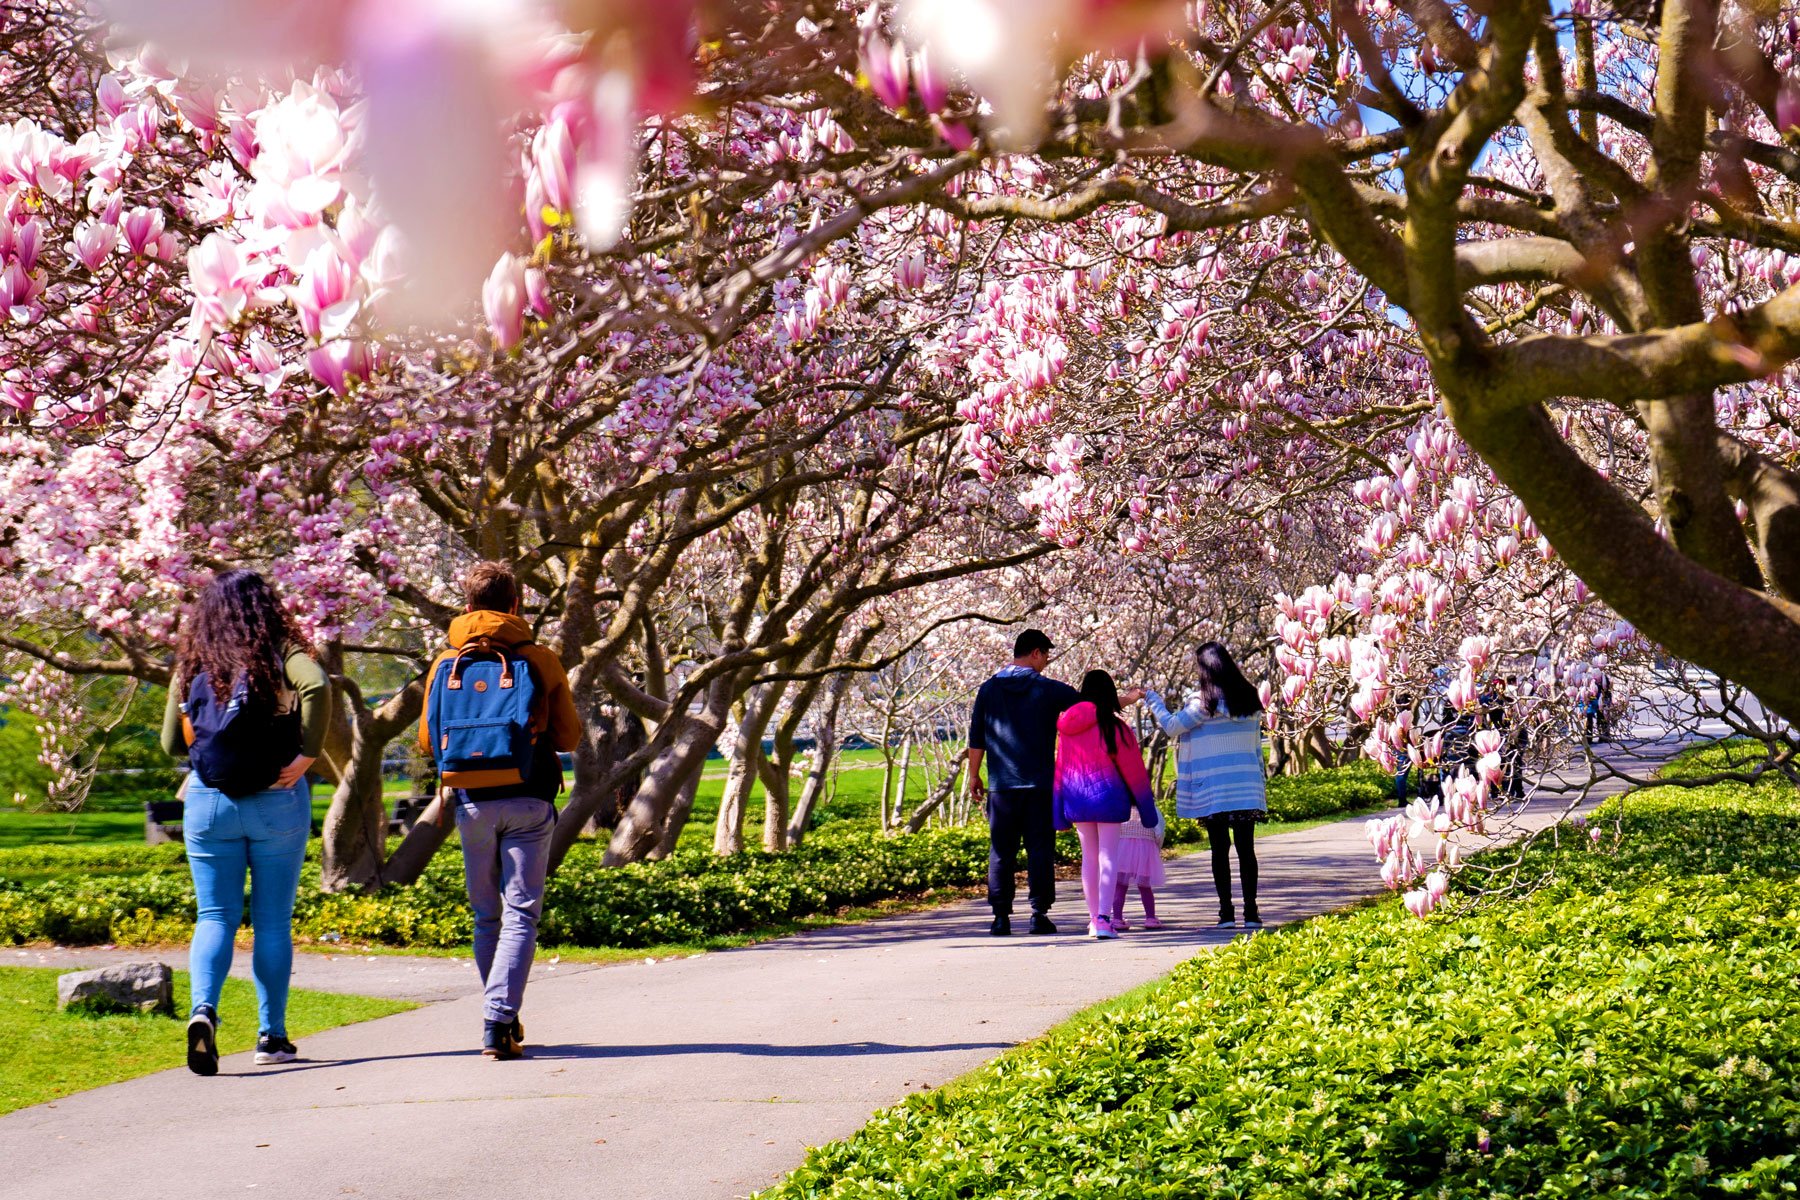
(455, 795), (556, 1024)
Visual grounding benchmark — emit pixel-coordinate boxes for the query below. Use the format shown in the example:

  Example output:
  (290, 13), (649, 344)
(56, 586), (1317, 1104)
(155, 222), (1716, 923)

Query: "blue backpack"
(182, 670), (301, 798)
(426, 637), (540, 789)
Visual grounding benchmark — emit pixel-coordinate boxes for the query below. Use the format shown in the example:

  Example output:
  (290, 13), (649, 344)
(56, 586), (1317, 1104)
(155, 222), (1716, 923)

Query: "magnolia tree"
(809, 0), (1800, 910)
(2, 0), (1066, 886)
(14, 0), (1800, 914)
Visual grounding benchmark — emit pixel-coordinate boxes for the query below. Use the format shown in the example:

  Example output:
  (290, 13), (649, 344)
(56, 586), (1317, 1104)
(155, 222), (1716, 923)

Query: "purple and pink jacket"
(1052, 702), (1161, 829)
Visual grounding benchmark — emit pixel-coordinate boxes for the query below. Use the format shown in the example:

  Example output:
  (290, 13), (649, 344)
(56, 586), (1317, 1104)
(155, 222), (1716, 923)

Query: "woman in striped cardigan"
(1144, 642), (1267, 929)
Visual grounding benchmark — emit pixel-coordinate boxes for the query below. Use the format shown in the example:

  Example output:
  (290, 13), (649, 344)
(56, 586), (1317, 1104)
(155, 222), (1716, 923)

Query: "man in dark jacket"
(966, 629), (1080, 935)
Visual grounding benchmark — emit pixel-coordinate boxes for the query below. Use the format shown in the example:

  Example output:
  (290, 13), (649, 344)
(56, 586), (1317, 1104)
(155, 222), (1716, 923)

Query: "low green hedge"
(298, 826), (1001, 950)
(0, 826), (996, 949)
(0, 761), (1390, 949)
(758, 781), (1800, 1199)
(1266, 757), (1390, 820)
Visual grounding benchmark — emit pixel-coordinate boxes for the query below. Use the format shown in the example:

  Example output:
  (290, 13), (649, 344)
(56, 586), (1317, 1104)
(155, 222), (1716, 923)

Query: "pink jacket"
(1052, 702), (1160, 829)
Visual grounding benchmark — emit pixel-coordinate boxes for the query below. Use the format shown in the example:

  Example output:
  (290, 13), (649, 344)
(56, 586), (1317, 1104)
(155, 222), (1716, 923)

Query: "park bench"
(145, 799), (184, 844)
(389, 794), (433, 836)
(144, 789), (432, 842)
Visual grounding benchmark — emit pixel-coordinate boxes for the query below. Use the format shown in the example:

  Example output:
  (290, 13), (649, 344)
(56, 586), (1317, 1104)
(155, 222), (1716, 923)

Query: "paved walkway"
(0, 745), (1664, 1200)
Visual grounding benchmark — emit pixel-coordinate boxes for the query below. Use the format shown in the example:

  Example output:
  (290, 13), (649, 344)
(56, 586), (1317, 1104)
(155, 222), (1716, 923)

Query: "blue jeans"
(183, 777), (311, 1035)
(455, 796), (555, 1024)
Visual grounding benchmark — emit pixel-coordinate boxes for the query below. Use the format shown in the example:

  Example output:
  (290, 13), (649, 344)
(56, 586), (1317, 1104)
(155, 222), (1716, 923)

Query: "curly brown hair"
(174, 569), (313, 700)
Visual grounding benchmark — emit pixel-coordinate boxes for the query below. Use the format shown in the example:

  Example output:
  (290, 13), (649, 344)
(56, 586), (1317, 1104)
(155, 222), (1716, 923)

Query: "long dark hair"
(1194, 641), (1262, 718)
(1080, 669), (1125, 755)
(175, 569), (311, 700)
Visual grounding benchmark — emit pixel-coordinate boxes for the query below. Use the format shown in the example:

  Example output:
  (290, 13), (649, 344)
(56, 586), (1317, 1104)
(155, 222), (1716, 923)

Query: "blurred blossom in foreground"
(93, 0), (648, 327)
(898, 0), (1184, 149)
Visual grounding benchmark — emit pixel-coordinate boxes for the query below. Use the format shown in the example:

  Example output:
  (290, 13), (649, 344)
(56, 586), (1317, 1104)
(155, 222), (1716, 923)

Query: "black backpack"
(181, 669), (302, 798)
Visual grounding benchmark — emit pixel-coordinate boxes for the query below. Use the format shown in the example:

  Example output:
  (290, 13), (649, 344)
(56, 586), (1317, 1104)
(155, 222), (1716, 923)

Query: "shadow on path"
(252, 1039), (1017, 1074)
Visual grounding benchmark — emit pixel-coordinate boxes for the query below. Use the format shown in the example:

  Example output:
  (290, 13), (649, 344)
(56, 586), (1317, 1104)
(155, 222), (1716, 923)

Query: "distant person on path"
(1145, 641), (1268, 929)
(967, 629), (1080, 936)
(1581, 674), (1614, 743)
(1498, 675), (1527, 799)
(161, 568), (329, 1076)
(421, 561), (580, 1060)
(1052, 670), (1158, 940)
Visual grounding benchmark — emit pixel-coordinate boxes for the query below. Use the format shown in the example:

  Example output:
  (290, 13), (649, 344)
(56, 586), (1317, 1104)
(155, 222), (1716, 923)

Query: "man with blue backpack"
(420, 561), (580, 1060)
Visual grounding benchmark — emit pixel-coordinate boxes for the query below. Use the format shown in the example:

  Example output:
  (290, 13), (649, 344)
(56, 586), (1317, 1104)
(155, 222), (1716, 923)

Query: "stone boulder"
(57, 962), (175, 1015)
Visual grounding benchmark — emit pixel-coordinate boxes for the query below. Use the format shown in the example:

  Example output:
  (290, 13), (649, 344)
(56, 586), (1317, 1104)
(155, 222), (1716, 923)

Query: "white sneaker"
(1091, 918), (1119, 940)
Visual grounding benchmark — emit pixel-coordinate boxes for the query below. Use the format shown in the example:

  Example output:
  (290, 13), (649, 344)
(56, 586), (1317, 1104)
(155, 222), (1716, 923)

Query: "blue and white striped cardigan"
(1143, 691), (1267, 820)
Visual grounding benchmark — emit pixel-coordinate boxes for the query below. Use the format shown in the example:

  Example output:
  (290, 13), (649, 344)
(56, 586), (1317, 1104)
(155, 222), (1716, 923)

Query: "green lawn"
(0, 966), (414, 1114)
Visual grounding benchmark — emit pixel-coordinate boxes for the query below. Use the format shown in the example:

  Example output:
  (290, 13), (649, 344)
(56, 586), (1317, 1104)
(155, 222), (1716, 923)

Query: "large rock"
(56, 962), (175, 1015)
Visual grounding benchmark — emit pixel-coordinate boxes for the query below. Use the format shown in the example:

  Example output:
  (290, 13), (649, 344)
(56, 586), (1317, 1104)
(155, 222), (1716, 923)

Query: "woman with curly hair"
(160, 569), (329, 1075)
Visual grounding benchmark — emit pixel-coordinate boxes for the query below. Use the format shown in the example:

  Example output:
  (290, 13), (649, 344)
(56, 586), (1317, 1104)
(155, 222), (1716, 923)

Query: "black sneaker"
(482, 1019), (522, 1060)
(1216, 909), (1237, 928)
(1242, 911), (1264, 929)
(989, 914), (1012, 936)
(254, 1034), (298, 1065)
(186, 1007), (219, 1076)
(1027, 914), (1057, 935)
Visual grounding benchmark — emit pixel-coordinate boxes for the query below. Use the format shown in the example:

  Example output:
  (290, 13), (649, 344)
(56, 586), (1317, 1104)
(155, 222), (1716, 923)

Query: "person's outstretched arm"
(1144, 689), (1207, 737)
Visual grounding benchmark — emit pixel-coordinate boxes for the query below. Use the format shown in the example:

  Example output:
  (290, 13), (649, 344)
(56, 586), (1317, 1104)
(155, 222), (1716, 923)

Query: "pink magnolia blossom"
(305, 340), (372, 394)
(482, 254), (527, 351)
(913, 46), (948, 114)
(531, 115), (577, 214)
(186, 232), (268, 334)
(860, 31), (910, 110)
(290, 245), (359, 341)
(248, 80), (354, 220)
(120, 207), (165, 256)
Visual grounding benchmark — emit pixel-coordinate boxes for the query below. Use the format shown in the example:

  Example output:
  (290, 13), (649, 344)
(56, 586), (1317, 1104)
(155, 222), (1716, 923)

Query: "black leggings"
(1205, 817), (1258, 914)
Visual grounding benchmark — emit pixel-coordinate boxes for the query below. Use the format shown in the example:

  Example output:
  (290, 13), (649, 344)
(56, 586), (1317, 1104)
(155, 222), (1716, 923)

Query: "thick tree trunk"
(1445, 396), (1800, 726)
(318, 739), (388, 892)
(572, 703), (647, 837)
(758, 749), (791, 852)
(891, 735), (914, 830)
(715, 684), (783, 854)
(605, 678), (735, 865)
(317, 679), (423, 893)
(786, 694), (845, 847)
(903, 758), (963, 832)
(712, 737), (757, 856)
(652, 770), (702, 859)
(382, 791), (454, 884)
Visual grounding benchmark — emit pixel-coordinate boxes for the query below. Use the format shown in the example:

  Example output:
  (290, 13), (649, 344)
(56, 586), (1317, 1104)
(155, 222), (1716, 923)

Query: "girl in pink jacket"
(1054, 671), (1161, 939)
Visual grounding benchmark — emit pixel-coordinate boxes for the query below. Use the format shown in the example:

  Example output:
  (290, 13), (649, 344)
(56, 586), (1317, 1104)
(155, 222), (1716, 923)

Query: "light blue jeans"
(183, 777), (311, 1035)
(455, 796), (555, 1024)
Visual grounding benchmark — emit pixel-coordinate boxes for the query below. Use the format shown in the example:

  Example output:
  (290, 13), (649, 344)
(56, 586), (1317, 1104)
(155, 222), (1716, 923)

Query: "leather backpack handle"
(445, 636), (515, 690)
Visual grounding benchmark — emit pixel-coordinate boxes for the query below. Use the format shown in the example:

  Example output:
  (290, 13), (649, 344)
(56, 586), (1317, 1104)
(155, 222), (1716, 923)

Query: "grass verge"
(757, 781), (1800, 1199)
(0, 966), (413, 1115)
